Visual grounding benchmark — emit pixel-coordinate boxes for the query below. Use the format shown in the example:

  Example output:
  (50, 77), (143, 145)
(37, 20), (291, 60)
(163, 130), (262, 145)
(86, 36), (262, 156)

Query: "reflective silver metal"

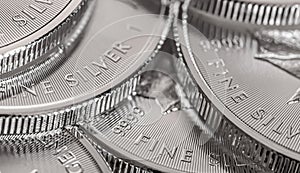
(83, 127), (153, 173)
(0, 127), (112, 173)
(0, 0), (89, 75)
(179, 0), (300, 172)
(0, 0), (172, 135)
(189, 0), (300, 26)
(3, 0), (300, 172)
(0, 0), (94, 100)
(79, 48), (267, 173)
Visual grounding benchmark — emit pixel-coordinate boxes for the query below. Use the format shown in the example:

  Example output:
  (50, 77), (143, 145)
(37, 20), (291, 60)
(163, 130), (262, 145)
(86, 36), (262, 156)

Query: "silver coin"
(0, 0), (94, 99)
(0, 0), (172, 135)
(242, 0), (299, 4)
(0, 127), (111, 173)
(179, 0), (300, 172)
(83, 127), (153, 173)
(79, 48), (267, 173)
(0, 0), (90, 75)
(189, 0), (300, 26)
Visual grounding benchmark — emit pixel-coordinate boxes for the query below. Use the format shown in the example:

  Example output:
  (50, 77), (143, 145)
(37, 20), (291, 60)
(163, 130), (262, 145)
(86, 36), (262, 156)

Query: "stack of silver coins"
(1, 0), (300, 172)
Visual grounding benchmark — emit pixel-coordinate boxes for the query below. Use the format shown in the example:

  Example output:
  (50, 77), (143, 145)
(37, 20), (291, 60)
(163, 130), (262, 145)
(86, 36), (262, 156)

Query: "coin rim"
(190, 0), (300, 26)
(0, 14), (171, 114)
(181, 0), (300, 163)
(0, 0), (85, 75)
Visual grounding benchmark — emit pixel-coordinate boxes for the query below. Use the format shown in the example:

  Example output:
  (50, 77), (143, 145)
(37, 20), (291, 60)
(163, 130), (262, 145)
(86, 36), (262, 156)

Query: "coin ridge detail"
(177, 0), (300, 172)
(0, 0), (173, 135)
(0, 0), (95, 98)
(190, 0), (300, 26)
(0, 0), (90, 75)
(81, 127), (154, 173)
(0, 75), (140, 135)
(0, 127), (112, 173)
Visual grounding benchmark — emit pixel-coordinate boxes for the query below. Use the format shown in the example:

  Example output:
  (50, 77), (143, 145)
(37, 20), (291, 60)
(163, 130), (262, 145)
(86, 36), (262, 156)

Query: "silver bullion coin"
(0, 0), (172, 135)
(178, 0), (300, 172)
(83, 126), (153, 173)
(189, 0), (300, 26)
(0, 0), (89, 75)
(0, 0), (94, 99)
(79, 49), (267, 173)
(0, 127), (112, 173)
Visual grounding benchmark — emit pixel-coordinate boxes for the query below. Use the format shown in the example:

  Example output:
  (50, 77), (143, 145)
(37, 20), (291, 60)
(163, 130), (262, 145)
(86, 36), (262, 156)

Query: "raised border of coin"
(0, 127), (112, 173)
(175, 0), (300, 172)
(77, 20), (267, 171)
(0, 0), (90, 75)
(0, 0), (95, 98)
(81, 127), (154, 173)
(189, 0), (300, 26)
(0, 76), (140, 135)
(0, 0), (173, 135)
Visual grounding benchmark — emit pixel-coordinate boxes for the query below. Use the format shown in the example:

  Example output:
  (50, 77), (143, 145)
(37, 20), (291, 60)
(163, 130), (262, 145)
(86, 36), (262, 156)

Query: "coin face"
(80, 51), (265, 173)
(0, 0), (93, 95)
(181, 0), (300, 167)
(0, 0), (87, 75)
(0, 0), (78, 48)
(0, 128), (111, 173)
(0, 0), (171, 134)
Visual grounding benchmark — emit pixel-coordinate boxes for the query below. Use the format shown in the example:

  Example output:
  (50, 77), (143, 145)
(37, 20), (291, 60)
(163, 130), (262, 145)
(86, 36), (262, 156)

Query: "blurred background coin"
(0, 127), (112, 173)
(177, 0), (300, 172)
(0, 0), (172, 135)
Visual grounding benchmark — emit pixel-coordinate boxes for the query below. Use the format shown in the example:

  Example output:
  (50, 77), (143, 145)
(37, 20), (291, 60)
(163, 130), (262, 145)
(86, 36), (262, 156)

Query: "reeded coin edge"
(0, 127), (113, 173)
(190, 0), (300, 26)
(0, 75), (140, 135)
(176, 40), (300, 173)
(76, 4), (186, 173)
(0, 0), (95, 98)
(0, 0), (173, 135)
(82, 128), (153, 173)
(176, 1), (300, 172)
(75, 128), (114, 173)
(0, 0), (90, 75)
(187, 8), (254, 49)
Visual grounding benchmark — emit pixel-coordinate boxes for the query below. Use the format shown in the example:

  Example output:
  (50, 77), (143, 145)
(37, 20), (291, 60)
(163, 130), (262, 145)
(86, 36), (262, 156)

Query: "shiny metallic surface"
(189, 0), (300, 26)
(241, 0), (300, 4)
(83, 127), (154, 173)
(0, 0), (94, 98)
(0, 0), (171, 135)
(180, 0), (300, 172)
(79, 49), (267, 173)
(1, 0), (300, 172)
(0, 127), (111, 173)
(0, 0), (88, 75)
